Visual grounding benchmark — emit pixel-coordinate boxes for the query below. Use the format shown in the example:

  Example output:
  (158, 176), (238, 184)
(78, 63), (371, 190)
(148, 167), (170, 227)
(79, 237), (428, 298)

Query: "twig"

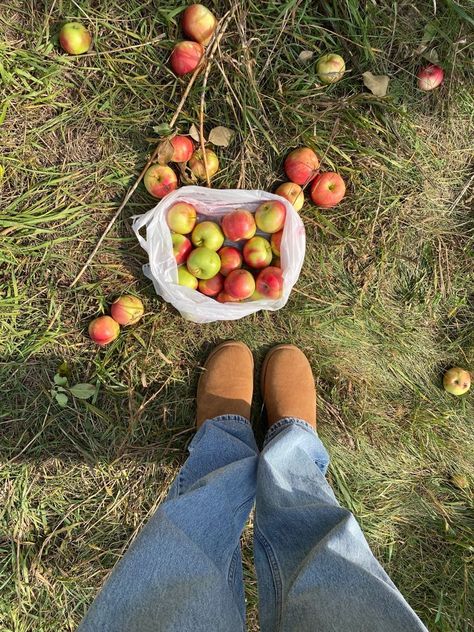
(69, 9), (234, 288)
(199, 61), (213, 186)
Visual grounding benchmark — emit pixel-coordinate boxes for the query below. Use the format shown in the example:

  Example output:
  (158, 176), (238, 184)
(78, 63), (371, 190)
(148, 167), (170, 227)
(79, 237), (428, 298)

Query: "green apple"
(187, 247), (221, 279)
(59, 22), (92, 55)
(316, 53), (345, 84)
(177, 265), (198, 289)
(191, 221), (224, 250)
(443, 367), (471, 396)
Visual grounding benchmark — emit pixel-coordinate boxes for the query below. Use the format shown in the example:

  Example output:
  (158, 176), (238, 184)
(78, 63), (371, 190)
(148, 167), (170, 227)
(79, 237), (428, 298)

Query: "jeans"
(79, 416), (428, 631)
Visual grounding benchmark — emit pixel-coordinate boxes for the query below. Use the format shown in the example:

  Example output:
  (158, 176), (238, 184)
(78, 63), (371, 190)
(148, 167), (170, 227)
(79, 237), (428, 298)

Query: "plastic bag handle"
(131, 215), (149, 254)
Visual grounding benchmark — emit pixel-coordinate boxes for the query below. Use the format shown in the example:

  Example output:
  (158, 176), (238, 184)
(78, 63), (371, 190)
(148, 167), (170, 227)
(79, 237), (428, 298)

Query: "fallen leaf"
(362, 72), (390, 97)
(69, 383), (96, 400)
(208, 126), (233, 147)
(153, 122), (172, 136)
(422, 48), (439, 63)
(298, 50), (314, 63)
(188, 123), (201, 142)
(156, 138), (175, 165)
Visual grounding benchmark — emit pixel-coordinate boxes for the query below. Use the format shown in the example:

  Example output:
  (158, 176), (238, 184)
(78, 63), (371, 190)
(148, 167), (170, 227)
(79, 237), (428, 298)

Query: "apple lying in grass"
(167, 202), (197, 234)
(243, 236), (272, 269)
(59, 22), (92, 55)
(187, 246), (221, 279)
(310, 172), (346, 208)
(225, 269), (256, 300)
(198, 273), (224, 297)
(255, 200), (286, 234)
(443, 367), (471, 396)
(191, 221), (224, 250)
(170, 41), (204, 76)
(189, 148), (219, 179)
(316, 53), (345, 84)
(172, 233), (192, 264)
(182, 4), (217, 46)
(284, 147), (320, 185)
(256, 266), (283, 299)
(216, 291), (240, 303)
(89, 315), (120, 346)
(271, 230), (282, 257)
(177, 265), (198, 289)
(417, 64), (444, 91)
(275, 182), (304, 211)
(111, 295), (144, 325)
(144, 164), (178, 198)
(218, 246), (242, 276)
(221, 209), (256, 241)
(170, 135), (194, 162)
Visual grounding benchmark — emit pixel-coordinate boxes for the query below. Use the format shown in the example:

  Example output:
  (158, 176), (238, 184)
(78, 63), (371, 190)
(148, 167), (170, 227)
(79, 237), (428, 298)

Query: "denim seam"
(264, 417), (316, 447)
(255, 522), (283, 628)
(205, 414), (251, 426)
(227, 545), (240, 587)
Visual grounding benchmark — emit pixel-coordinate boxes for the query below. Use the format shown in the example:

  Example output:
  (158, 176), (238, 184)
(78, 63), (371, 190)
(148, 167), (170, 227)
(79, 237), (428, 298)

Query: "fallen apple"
(256, 266), (283, 300)
(224, 269), (256, 300)
(182, 4), (217, 46)
(170, 41), (204, 76)
(316, 53), (345, 84)
(110, 295), (144, 325)
(310, 172), (346, 208)
(255, 200), (286, 234)
(275, 182), (304, 212)
(221, 208), (256, 241)
(417, 64), (444, 91)
(144, 164), (178, 198)
(284, 147), (320, 185)
(59, 22), (92, 55)
(177, 265), (198, 289)
(167, 202), (197, 234)
(89, 315), (120, 346)
(187, 246), (221, 279)
(271, 230), (282, 257)
(191, 221), (224, 250)
(218, 246), (242, 276)
(170, 135), (194, 162)
(243, 236), (273, 269)
(443, 367), (471, 396)
(198, 273), (224, 297)
(172, 233), (193, 264)
(189, 148), (219, 180)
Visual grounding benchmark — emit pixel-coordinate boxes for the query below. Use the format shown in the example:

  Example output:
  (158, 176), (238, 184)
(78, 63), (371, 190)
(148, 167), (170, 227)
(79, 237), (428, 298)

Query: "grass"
(1, 0), (473, 630)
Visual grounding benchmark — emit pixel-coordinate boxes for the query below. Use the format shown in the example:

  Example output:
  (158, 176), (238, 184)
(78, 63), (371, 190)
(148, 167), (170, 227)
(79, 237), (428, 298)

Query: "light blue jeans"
(79, 416), (428, 631)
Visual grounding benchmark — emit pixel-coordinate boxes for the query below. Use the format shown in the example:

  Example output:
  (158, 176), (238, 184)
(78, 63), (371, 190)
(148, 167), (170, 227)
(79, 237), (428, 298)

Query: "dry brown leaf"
(208, 126), (233, 147)
(298, 50), (314, 63)
(362, 72), (390, 97)
(156, 138), (174, 165)
(188, 124), (201, 142)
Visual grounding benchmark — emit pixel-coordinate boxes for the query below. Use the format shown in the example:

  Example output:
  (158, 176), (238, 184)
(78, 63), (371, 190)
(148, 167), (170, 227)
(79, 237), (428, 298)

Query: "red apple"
(189, 148), (219, 180)
(172, 233), (192, 264)
(170, 135), (194, 162)
(243, 236), (272, 269)
(417, 64), (444, 91)
(216, 291), (240, 303)
(271, 230), (282, 257)
(256, 266), (283, 300)
(221, 209), (256, 241)
(167, 202), (197, 234)
(170, 41), (204, 76)
(182, 4), (217, 46)
(110, 295), (144, 325)
(310, 172), (346, 208)
(275, 182), (304, 212)
(255, 200), (286, 234)
(218, 246), (242, 276)
(191, 221), (224, 250)
(177, 265), (198, 289)
(224, 269), (256, 300)
(316, 53), (345, 84)
(187, 247), (221, 279)
(89, 315), (120, 346)
(198, 273), (224, 297)
(144, 164), (178, 198)
(284, 147), (320, 185)
(59, 22), (91, 55)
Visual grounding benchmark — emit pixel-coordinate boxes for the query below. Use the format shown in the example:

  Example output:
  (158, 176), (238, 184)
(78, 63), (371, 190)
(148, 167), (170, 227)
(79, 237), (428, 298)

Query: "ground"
(1, 1), (473, 630)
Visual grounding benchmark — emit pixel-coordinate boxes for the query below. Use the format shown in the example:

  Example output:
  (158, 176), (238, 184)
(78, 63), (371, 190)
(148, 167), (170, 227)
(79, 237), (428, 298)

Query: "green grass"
(1, 0), (473, 630)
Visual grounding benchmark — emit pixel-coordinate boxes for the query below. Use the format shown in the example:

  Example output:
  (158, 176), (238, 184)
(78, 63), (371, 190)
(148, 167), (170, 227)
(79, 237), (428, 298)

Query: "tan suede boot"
(261, 344), (316, 428)
(196, 341), (254, 427)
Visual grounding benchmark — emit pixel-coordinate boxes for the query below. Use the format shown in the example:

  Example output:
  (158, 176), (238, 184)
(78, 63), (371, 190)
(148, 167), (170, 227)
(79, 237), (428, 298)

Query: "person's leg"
(254, 345), (428, 632)
(79, 341), (258, 632)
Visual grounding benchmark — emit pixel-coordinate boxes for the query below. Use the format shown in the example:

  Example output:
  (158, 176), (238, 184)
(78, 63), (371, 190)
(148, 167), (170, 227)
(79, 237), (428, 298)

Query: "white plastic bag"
(132, 185), (306, 323)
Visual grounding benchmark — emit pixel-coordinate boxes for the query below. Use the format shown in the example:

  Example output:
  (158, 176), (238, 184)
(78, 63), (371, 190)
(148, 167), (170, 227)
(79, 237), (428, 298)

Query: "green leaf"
(69, 383), (96, 400)
(152, 123), (172, 136)
(55, 392), (68, 407)
(53, 373), (68, 386)
(0, 101), (8, 126)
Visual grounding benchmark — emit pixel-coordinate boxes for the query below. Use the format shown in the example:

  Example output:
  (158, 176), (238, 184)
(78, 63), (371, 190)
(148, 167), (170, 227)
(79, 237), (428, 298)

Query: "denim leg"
(79, 415), (258, 632)
(254, 418), (429, 632)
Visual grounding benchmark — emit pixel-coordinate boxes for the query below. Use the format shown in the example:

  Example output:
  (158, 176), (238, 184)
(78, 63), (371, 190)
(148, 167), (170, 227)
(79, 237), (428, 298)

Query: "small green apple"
(443, 367), (471, 396)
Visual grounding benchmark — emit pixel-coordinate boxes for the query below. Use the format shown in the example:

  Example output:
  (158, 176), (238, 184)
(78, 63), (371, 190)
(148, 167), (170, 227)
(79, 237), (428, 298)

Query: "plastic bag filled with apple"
(132, 186), (305, 323)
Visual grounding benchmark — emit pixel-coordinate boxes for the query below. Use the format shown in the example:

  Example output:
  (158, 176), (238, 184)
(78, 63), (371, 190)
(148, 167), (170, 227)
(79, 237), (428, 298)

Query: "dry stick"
(199, 59), (214, 187)
(69, 11), (234, 288)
